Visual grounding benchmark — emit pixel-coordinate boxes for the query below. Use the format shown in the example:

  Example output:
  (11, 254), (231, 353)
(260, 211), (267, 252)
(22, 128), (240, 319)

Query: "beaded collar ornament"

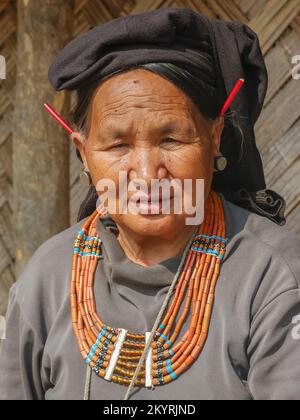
(71, 190), (228, 389)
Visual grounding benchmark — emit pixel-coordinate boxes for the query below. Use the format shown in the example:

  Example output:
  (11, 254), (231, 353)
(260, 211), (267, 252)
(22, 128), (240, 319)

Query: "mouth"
(132, 192), (175, 202)
(134, 196), (175, 215)
(147, 196), (173, 203)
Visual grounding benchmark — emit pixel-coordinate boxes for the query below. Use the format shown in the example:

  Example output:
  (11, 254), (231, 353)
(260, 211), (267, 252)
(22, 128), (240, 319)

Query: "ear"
(211, 117), (224, 156)
(71, 131), (88, 169)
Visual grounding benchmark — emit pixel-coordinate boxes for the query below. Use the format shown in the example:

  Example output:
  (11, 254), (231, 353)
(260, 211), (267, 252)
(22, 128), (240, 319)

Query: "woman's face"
(74, 69), (224, 238)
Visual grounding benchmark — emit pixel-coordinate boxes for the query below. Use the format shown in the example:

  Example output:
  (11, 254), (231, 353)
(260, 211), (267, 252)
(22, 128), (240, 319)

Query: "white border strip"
(104, 328), (127, 381)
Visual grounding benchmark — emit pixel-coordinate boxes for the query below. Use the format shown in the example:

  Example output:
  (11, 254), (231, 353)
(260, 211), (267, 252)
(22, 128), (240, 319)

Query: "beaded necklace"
(71, 190), (228, 388)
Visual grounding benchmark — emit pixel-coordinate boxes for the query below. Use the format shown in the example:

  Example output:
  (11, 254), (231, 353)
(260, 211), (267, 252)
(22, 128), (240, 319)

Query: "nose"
(128, 147), (167, 185)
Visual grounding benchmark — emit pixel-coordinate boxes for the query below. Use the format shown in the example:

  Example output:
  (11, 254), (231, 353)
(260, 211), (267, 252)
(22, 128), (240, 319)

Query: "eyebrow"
(104, 121), (194, 138)
(159, 121), (194, 136)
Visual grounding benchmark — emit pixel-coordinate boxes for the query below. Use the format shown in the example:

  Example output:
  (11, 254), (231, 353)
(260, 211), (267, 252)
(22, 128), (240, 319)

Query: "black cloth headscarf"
(48, 7), (286, 225)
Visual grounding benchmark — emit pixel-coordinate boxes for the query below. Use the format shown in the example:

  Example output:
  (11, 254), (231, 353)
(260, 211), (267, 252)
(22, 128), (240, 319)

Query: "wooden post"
(13, 0), (74, 276)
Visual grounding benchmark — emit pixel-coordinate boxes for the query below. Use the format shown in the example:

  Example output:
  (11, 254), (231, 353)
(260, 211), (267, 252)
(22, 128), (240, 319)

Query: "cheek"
(86, 143), (213, 184)
(165, 143), (213, 180)
(86, 150), (129, 182)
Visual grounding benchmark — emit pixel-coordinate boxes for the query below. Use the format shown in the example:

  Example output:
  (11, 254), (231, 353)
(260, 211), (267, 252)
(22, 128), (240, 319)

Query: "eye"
(161, 137), (181, 146)
(111, 143), (128, 149)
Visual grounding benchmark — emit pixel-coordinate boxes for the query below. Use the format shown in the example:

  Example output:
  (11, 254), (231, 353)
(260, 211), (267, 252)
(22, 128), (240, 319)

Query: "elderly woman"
(0, 8), (299, 401)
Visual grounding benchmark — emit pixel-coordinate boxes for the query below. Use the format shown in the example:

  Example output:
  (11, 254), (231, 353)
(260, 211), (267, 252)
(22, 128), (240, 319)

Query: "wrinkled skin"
(72, 69), (224, 266)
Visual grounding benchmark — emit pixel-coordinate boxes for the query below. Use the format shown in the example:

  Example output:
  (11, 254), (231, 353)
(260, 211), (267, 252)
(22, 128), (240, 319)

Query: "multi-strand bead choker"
(71, 190), (228, 388)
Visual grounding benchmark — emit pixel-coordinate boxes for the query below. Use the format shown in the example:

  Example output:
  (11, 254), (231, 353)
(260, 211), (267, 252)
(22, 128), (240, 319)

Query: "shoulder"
(224, 197), (300, 280)
(245, 209), (300, 286)
(222, 196), (300, 313)
(27, 217), (88, 265)
(17, 217), (88, 283)
(12, 217), (89, 333)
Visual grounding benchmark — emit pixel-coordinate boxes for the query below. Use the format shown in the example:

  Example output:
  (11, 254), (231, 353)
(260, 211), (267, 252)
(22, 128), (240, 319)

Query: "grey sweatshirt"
(0, 193), (299, 400)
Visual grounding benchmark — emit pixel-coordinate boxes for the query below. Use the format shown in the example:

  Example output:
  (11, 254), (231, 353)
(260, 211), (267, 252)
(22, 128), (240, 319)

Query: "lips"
(133, 194), (174, 203)
(125, 191), (176, 216)
(133, 196), (175, 216)
(147, 197), (171, 203)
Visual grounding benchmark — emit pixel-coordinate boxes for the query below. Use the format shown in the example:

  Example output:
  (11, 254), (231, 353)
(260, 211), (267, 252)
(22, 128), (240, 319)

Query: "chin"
(114, 213), (186, 238)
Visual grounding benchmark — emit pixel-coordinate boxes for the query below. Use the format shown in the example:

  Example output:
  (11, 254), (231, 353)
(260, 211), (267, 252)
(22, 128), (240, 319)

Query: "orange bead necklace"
(71, 190), (228, 388)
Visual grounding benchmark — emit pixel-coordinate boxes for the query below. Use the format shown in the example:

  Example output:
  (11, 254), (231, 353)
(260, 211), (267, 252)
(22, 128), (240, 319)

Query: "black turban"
(48, 7), (286, 225)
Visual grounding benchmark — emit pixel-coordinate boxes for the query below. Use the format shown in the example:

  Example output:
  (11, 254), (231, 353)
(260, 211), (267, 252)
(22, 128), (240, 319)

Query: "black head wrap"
(48, 7), (286, 225)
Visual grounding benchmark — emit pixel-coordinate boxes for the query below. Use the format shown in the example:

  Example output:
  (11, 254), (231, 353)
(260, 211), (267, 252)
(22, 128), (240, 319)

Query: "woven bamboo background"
(0, 0), (300, 315)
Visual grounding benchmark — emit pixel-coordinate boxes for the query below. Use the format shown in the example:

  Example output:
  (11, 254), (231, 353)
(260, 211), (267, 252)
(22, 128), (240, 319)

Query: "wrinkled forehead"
(88, 69), (207, 132)
(93, 68), (192, 109)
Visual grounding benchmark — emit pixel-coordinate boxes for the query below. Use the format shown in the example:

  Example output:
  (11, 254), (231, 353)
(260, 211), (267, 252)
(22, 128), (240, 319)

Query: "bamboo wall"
(0, 0), (300, 315)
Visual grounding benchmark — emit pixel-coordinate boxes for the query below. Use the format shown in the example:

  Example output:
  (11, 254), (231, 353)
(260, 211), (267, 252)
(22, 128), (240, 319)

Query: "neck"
(116, 223), (197, 267)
